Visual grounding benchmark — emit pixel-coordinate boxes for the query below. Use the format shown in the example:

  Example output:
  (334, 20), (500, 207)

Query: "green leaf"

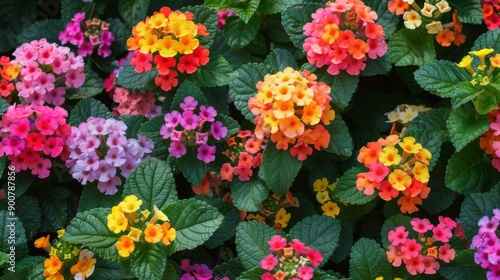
(362, 54), (392, 77)
(281, 3), (323, 50)
(198, 197), (240, 249)
(472, 29), (500, 53)
(0, 211), (28, 261)
(236, 267), (267, 280)
(229, 63), (277, 121)
(131, 244), (167, 280)
(202, 86), (230, 115)
(325, 115), (354, 157)
(68, 98), (113, 126)
(4, 256), (45, 280)
(211, 30), (258, 70)
(0, 0), (36, 52)
(61, 0), (92, 22)
(259, 0), (302, 14)
(176, 146), (207, 186)
(124, 159), (178, 210)
(92, 259), (122, 280)
(163, 199), (224, 253)
(63, 208), (120, 261)
(230, 177), (270, 212)
(335, 166), (378, 205)
(388, 29), (436, 66)
(213, 258), (247, 280)
(439, 249), (487, 280)
(120, 115), (148, 139)
(364, 0), (399, 38)
(414, 60), (469, 98)
(349, 238), (392, 280)
(448, 0), (483, 24)
(264, 48), (298, 71)
(473, 87), (500, 114)
(261, 143), (302, 195)
(289, 215), (341, 265)
(451, 82), (481, 109)
(330, 218), (353, 263)
(459, 191), (500, 241)
(0, 98), (9, 116)
(66, 69), (104, 99)
(171, 80), (207, 110)
(204, 0), (232, 9)
(316, 71), (359, 112)
(137, 115), (167, 145)
(162, 259), (181, 280)
(17, 19), (63, 45)
(233, 0), (260, 23)
(422, 176), (458, 215)
(188, 55), (234, 87)
(446, 106), (489, 151)
(264, 13), (291, 43)
(119, 0), (150, 27)
(184, 5), (218, 49)
(235, 221), (276, 270)
(445, 141), (500, 195)
(115, 61), (158, 92)
(39, 187), (71, 232)
(107, 17), (130, 55)
(15, 196), (40, 240)
(224, 14), (262, 50)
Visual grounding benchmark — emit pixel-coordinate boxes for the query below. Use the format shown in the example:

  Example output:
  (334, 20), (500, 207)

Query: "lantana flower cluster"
(480, 0), (500, 30)
(245, 193), (296, 231)
(126, 7), (210, 91)
(11, 38), (85, 105)
(220, 130), (264, 182)
(458, 48), (500, 87)
(303, 0), (387, 75)
(356, 135), (432, 214)
(260, 235), (323, 280)
(160, 96), (227, 164)
(107, 195), (176, 258)
(388, 0), (465, 47)
(180, 259), (229, 280)
(386, 217), (458, 275)
(480, 106), (500, 172)
(35, 229), (97, 280)
(385, 104), (431, 125)
(0, 104), (71, 178)
(216, 10), (236, 30)
(471, 208), (500, 279)
(313, 178), (341, 218)
(0, 56), (20, 99)
(59, 12), (115, 58)
(248, 67), (335, 161)
(65, 117), (154, 194)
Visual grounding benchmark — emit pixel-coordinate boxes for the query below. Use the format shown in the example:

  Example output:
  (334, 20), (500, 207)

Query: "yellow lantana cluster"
(248, 67), (336, 161)
(458, 48), (500, 86)
(245, 193), (296, 231)
(313, 178), (341, 218)
(107, 195), (176, 258)
(385, 104), (431, 125)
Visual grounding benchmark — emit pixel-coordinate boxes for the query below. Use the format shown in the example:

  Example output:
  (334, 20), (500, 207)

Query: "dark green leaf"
(325, 115), (354, 157)
(0, 98), (9, 116)
(131, 244), (167, 280)
(39, 187), (71, 232)
(446, 106), (489, 151)
(317, 71), (359, 112)
(235, 221), (276, 270)
(362, 54), (392, 77)
(120, 115), (148, 139)
(349, 238), (392, 279)
(224, 14), (262, 50)
(0, 0), (36, 52)
(17, 19), (63, 45)
(92, 259), (122, 280)
(330, 218), (353, 263)
(439, 249), (487, 280)
(448, 0), (483, 24)
(264, 48), (298, 71)
(176, 146), (207, 186)
(0, 211), (28, 261)
(185, 5), (218, 50)
(211, 30), (258, 70)
(230, 177), (270, 212)
(118, 0), (150, 27)
(115, 61), (158, 92)
(380, 214), (413, 249)
(388, 29), (435, 66)
(137, 115), (167, 145)
(473, 87), (500, 114)
(233, 0), (260, 23)
(188, 55), (234, 87)
(414, 60), (469, 98)
(261, 143), (302, 195)
(68, 98), (113, 126)
(78, 186), (123, 212)
(451, 82), (481, 109)
(15, 196), (40, 240)
(236, 267), (267, 280)
(459, 191), (500, 241)
(171, 80), (207, 110)
(259, 0), (302, 14)
(335, 166), (378, 205)
(472, 29), (500, 53)
(213, 258), (247, 280)
(198, 197), (240, 249)
(281, 3), (323, 50)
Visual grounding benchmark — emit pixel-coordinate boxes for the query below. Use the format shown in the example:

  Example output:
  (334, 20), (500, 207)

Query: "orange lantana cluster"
(356, 135), (432, 214)
(0, 56), (19, 100)
(248, 67), (335, 160)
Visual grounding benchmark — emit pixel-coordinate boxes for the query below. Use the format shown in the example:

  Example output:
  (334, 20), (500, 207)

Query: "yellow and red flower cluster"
(388, 0), (465, 47)
(127, 6), (210, 91)
(244, 192), (296, 231)
(356, 135), (432, 214)
(107, 195), (176, 258)
(248, 67), (335, 160)
(313, 178), (341, 218)
(0, 56), (19, 100)
(35, 229), (96, 280)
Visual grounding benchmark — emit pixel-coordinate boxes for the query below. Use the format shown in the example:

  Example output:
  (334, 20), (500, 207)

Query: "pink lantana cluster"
(160, 96), (227, 164)
(65, 117), (154, 195)
(59, 12), (115, 58)
(303, 0), (387, 75)
(261, 235), (323, 280)
(480, 107), (500, 172)
(179, 259), (229, 280)
(12, 38), (85, 105)
(471, 208), (500, 279)
(0, 104), (71, 178)
(216, 10), (236, 30)
(220, 130), (264, 182)
(386, 217), (458, 275)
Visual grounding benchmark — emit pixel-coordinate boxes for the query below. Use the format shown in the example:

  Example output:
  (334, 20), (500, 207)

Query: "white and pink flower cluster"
(302, 0), (387, 75)
(65, 117), (154, 195)
(471, 208), (500, 279)
(160, 96), (227, 164)
(12, 38), (85, 105)
(59, 12), (115, 58)
(0, 104), (72, 178)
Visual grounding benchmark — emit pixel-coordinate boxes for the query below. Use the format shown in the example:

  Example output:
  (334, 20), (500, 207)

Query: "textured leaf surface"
(439, 250), (487, 280)
(198, 197), (240, 249)
(472, 28), (500, 53)
(213, 258), (246, 280)
(119, 0), (150, 27)
(131, 244), (167, 280)
(335, 167), (378, 205)
(264, 48), (298, 71)
(259, 0), (302, 14)
(325, 115), (354, 157)
(317, 71), (359, 112)
(115, 61), (158, 91)
(230, 177), (270, 212)
(459, 190), (500, 241)
(236, 221), (276, 270)
(388, 29), (435, 66)
(414, 60), (469, 98)
(349, 238), (392, 279)
(447, 106), (489, 151)
(176, 146), (207, 186)
(224, 14), (261, 49)
(17, 19), (63, 44)
(281, 3), (323, 49)
(448, 0), (483, 24)
(188, 55), (233, 87)
(0, 211), (28, 261)
(261, 143), (302, 195)
(68, 98), (113, 126)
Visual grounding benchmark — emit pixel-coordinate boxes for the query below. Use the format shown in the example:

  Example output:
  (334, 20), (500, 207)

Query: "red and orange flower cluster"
(220, 130), (264, 182)
(107, 195), (176, 258)
(126, 7), (210, 91)
(248, 67), (335, 161)
(480, 0), (500, 30)
(480, 106), (500, 172)
(303, 0), (387, 75)
(0, 56), (19, 100)
(356, 135), (432, 214)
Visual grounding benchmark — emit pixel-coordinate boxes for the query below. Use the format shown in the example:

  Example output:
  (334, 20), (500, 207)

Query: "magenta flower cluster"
(65, 117), (154, 195)
(160, 96), (227, 164)
(471, 208), (500, 279)
(179, 259), (229, 280)
(261, 235), (323, 280)
(12, 38), (85, 106)
(386, 217), (458, 275)
(59, 12), (115, 58)
(0, 104), (72, 178)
